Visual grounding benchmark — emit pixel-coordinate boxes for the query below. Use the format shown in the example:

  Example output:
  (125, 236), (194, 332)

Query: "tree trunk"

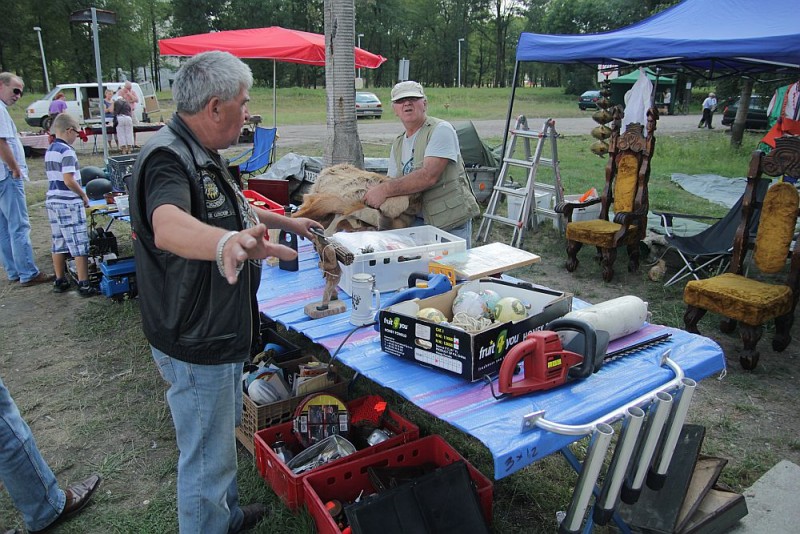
(730, 78), (754, 149)
(324, 0), (364, 169)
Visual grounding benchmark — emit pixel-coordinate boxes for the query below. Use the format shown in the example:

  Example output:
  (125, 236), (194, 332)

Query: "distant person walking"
(113, 97), (134, 155)
(47, 92), (67, 129)
(0, 72), (54, 287)
(698, 92), (717, 129)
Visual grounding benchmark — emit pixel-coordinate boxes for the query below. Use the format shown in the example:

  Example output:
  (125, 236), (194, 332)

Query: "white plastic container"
(333, 226), (466, 296)
(555, 194), (602, 231)
(507, 190), (552, 221)
(115, 195), (130, 216)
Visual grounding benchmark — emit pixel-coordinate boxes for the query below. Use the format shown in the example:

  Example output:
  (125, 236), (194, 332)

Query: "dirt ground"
(2, 148), (799, 531)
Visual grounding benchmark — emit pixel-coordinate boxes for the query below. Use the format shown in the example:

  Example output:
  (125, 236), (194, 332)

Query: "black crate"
(107, 154), (139, 192)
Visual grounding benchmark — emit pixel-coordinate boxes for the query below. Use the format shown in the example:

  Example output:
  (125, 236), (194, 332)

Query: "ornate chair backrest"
(732, 136), (800, 277)
(600, 107), (658, 239)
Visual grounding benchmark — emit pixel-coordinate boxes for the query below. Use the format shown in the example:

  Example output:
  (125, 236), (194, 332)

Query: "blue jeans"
(0, 174), (40, 282)
(0, 376), (65, 532)
(151, 347), (245, 534)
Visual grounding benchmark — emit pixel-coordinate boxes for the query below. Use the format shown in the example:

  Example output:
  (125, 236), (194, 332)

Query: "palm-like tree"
(323, 0), (364, 169)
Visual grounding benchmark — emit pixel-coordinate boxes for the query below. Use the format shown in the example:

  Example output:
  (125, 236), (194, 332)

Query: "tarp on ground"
(516, 0), (800, 74)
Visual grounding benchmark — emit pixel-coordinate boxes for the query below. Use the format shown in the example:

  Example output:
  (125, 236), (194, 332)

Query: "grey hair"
(172, 51), (253, 114)
(51, 112), (80, 134)
(0, 72), (22, 86)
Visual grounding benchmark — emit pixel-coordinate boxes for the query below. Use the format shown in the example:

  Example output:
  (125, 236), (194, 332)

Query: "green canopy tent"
(609, 68), (677, 113)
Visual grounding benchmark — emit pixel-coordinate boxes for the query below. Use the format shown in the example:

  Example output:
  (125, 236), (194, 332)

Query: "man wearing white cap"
(364, 81), (480, 247)
(699, 92), (717, 129)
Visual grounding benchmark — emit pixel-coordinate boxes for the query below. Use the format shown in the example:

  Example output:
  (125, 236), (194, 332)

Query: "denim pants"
(151, 347), (245, 534)
(0, 174), (40, 283)
(0, 376), (65, 531)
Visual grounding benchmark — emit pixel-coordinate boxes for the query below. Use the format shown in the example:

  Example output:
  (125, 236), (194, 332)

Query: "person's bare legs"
(51, 252), (68, 280)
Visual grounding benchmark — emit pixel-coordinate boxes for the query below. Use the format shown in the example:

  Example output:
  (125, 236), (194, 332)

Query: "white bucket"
(115, 195), (130, 216)
(507, 190), (552, 221)
(555, 194), (602, 231)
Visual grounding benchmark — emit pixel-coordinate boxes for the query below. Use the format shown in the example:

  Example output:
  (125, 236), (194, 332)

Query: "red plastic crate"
(243, 189), (284, 216)
(302, 435), (493, 534)
(254, 396), (420, 511)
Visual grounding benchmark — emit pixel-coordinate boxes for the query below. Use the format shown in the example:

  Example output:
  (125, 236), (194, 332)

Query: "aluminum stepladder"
(477, 117), (564, 248)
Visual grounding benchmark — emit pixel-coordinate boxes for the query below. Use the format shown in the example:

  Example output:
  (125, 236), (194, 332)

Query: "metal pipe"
(621, 391), (672, 504)
(647, 377), (697, 490)
(523, 351), (681, 436)
(558, 423), (614, 534)
(33, 27), (51, 92)
(593, 406), (645, 525)
(90, 8), (110, 164)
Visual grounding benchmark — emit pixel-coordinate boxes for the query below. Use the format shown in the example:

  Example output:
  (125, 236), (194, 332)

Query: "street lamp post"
(458, 38), (465, 87)
(357, 33), (365, 80)
(33, 26), (51, 92)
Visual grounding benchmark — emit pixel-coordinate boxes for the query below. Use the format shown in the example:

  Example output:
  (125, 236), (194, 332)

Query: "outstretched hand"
(221, 224), (297, 284)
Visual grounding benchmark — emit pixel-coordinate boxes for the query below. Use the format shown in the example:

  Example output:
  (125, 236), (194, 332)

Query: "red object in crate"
(243, 189), (285, 240)
(254, 395), (420, 511)
(302, 435), (493, 534)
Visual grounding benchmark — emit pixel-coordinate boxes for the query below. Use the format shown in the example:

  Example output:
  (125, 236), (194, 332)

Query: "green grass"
(4, 89), (781, 533)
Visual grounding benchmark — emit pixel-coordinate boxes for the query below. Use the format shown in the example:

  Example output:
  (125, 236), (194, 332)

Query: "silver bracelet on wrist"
(216, 231), (240, 278)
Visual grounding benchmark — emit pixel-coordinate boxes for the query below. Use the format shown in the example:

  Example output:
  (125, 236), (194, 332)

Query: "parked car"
(355, 91), (383, 119)
(578, 90), (601, 110)
(721, 95), (769, 130)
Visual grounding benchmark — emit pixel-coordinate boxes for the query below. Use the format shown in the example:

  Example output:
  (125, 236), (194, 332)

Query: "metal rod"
(90, 8), (109, 163)
(647, 377), (697, 490)
(621, 391), (672, 504)
(559, 423), (614, 534)
(523, 351), (681, 435)
(33, 27), (50, 92)
(593, 406), (645, 525)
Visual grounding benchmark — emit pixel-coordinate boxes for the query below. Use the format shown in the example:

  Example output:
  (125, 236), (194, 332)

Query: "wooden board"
(680, 487), (748, 533)
(675, 456), (728, 533)
(429, 242), (541, 282)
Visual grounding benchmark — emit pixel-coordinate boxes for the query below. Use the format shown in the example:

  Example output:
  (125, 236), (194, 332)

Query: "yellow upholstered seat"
(683, 136), (800, 370)
(559, 107), (656, 282)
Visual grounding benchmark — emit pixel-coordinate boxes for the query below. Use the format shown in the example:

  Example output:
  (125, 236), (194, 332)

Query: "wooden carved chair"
(684, 135), (800, 370)
(559, 106), (657, 282)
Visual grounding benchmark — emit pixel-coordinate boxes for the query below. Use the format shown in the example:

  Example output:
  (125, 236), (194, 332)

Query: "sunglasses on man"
(12, 88), (23, 96)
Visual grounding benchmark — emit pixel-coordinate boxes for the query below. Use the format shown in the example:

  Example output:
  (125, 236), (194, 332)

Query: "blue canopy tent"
(505, 0), (800, 149)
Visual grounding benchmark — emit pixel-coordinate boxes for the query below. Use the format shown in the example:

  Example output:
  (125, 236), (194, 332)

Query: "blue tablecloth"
(258, 242), (726, 479)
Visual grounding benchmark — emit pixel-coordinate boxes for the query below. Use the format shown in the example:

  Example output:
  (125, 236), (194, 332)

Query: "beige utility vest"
(391, 117), (480, 230)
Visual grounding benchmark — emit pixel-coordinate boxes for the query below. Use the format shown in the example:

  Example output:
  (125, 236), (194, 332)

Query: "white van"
(25, 81), (160, 130)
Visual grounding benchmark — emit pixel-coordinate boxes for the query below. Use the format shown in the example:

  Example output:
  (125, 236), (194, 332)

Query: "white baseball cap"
(391, 81), (425, 102)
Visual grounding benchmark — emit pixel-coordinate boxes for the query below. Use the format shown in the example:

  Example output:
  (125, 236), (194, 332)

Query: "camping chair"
(557, 106), (657, 282)
(655, 177), (771, 287)
(229, 126), (277, 178)
(684, 135), (800, 370)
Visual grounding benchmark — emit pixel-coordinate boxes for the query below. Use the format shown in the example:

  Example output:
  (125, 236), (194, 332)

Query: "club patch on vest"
(203, 172), (225, 210)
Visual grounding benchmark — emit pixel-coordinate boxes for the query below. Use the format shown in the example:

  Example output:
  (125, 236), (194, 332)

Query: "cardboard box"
(378, 279), (572, 381)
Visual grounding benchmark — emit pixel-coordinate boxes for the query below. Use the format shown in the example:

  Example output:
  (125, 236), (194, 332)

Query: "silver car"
(355, 91), (383, 119)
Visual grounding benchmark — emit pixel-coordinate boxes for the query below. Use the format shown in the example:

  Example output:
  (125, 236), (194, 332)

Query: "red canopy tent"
(159, 26), (387, 126)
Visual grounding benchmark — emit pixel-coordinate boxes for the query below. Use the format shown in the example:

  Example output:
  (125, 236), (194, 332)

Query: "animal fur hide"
(293, 163), (421, 234)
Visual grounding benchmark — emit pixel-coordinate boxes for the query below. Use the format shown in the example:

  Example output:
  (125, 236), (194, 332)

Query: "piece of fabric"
(0, 173), (39, 282)
(0, 376), (65, 532)
(614, 153), (639, 214)
(44, 139), (82, 204)
(46, 201), (89, 257)
(515, 0), (800, 72)
(753, 182), (799, 273)
(151, 348), (245, 534)
(622, 69), (653, 131)
(684, 273), (793, 325)
(566, 219), (640, 248)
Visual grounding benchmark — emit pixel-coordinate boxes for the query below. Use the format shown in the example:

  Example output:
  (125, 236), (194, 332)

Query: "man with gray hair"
(0, 72), (54, 286)
(130, 51), (321, 533)
(364, 80), (480, 247)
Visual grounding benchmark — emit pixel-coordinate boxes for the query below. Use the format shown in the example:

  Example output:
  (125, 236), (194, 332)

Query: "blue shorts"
(46, 201), (89, 257)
